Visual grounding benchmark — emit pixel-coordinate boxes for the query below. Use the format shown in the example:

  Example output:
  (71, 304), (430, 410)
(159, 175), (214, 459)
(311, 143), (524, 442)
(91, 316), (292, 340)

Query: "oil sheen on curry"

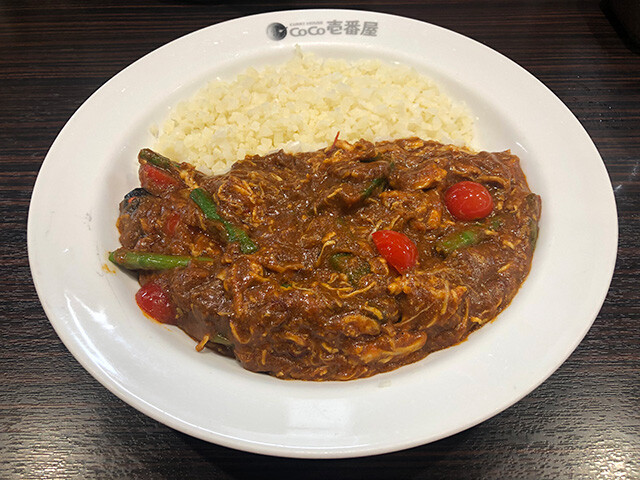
(110, 138), (541, 381)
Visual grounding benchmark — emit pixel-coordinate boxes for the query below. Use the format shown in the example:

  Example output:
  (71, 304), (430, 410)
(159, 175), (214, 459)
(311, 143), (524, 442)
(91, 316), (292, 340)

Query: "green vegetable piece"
(189, 188), (258, 254)
(528, 218), (539, 247)
(348, 262), (371, 285)
(190, 188), (222, 221)
(473, 216), (503, 230)
(489, 217), (504, 231)
(525, 193), (541, 211)
(226, 225), (258, 254)
(362, 177), (387, 199)
(522, 194), (540, 247)
(328, 252), (371, 285)
(109, 249), (213, 270)
(329, 252), (352, 271)
(211, 333), (233, 347)
(436, 229), (486, 255)
(138, 148), (180, 171)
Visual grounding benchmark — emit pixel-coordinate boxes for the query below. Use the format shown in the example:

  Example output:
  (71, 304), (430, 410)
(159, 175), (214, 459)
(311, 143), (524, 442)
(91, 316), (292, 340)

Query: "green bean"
(138, 148), (181, 171)
(109, 248), (213, 270)
(328, 252), (371, 285)
(362, 177), (387, 200)
(189, 188), (258, 254)
(528, 218), (539, 247)
(211, 333), (232, 347)
(190, 188), (222, 221)
(436, 229), (486, 256)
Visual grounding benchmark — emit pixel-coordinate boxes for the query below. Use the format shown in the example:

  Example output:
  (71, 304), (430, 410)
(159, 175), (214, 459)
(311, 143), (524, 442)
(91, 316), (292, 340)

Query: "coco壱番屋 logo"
(266, 20), (379, 41)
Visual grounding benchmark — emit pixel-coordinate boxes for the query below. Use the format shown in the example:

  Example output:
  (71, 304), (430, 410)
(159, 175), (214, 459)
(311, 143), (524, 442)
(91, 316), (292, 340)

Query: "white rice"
(152, 47), (475, 173)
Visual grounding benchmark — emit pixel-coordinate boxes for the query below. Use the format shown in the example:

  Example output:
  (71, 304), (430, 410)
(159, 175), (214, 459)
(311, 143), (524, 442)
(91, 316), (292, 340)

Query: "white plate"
(28, 10), (617, 458)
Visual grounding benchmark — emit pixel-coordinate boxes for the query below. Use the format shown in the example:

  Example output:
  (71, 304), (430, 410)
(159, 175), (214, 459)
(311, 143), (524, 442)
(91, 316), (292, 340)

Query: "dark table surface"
(2, 0), (639, 478)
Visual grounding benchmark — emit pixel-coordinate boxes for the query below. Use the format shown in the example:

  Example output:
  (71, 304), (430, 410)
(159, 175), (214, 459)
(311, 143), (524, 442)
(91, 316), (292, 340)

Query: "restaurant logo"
(266, 19), (379, 41)
(267, 23), (287, 40)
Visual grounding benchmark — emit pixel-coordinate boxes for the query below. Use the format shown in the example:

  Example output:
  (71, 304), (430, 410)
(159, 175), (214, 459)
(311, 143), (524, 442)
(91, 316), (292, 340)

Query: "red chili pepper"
(135, 281), (176, 324)
(139, 163), (181, 195)
(372, 230), (418, 274)
(444, 181), (494, 221)
(331, 131), (340, 149)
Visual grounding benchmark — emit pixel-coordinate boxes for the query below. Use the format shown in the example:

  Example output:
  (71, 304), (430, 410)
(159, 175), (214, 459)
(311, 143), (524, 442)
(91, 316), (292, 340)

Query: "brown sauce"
(114, 138), (541, 380)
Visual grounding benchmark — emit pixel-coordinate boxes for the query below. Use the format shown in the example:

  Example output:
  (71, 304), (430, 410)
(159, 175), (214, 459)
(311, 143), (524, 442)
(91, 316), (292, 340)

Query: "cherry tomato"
(135, 281), (176, 324)
(372, 230), (418, 274)
(445, 181), (494, 221)
(163, 212), (181, 236)
(139, 163), (181, 195)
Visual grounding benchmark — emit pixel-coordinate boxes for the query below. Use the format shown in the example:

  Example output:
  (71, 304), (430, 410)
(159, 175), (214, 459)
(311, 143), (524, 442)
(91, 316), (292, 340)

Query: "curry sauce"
(112, 138), (541, 380)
